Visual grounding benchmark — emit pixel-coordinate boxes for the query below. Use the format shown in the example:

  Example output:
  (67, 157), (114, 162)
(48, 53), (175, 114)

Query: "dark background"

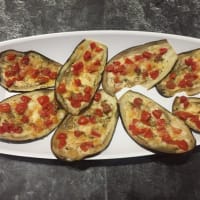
(0, 0), (200, 199)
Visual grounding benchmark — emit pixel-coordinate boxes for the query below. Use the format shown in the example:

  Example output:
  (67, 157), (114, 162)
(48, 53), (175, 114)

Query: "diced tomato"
(133, 98), (143, 108)
(21, 95), (31, 103)
(70, 99), (81, 108)
(56, 132), (67, 140)
(44, 119), (53, 127)
(72, 61), (84, 76)
(0, 103), (11, 113)
(185, 57), (196, 66)
(161, 133), (173, 143)
(11, 63), (20, 74)
(87, 64), (99, 73)
(159, 48), (168, 55)
(190, 116), (200, 129)
(95, 46), (103, 52)
(129, 120), (143, 135)
(37, 95), (50, 106)
(12, 126), (23, 134)
(105, 64), (114, 72)
(143, 128), (153, 138)
(15, 102), (27, 115)
(74, 130), (83, 137)
(83, 50), (92, 61)
(21, 56), (30, 65)
(169, 72), (176, 80)
(152, 109), (162, 119)
(80, 141), (94, 152)
(179, 96), (189, 108)
(74, 79), (81, 87)
(6, 53), (16, 61)
(125, 58), (134, 64)
(6, 78), (16, 87)
(94, 108), (103, 117)
(41, 68), (51, 76)
(141, 110), (151, 124)
(93, 59), (101, 66)
(78, 116), (89, 125)
(84, 86), (92, 94)
(114, 76), (120, 83)
(166, 80), (176, 89)
(174, 111), (194, 120)
(174, 140), (188, 151)
(156, 119), (166, 130)
(58, 139), (66, 149)
(30, 69), (40, 79)
(134, 54), (143, 61)
(94, 92), (101, 102)
(90, 42), (97, 50)
(21, 115), (29, 123)
(56, 83), (66, 94)
(37, 76), (49, 84)
(49, 71), (57, 79)
(171, 126), (182, 135)
(149, 70), (159, 80)
(91, 130), (101, 137)
(5, 70), (16, 77)
(142, 51), (152, 59)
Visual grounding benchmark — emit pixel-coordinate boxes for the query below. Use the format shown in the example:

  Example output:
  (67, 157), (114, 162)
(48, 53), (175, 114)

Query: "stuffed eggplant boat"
(119, 91), (196, 154)
(0, 89), (66, 142)
(55, 39), (108, 115)
(51, 90), (118, 161)
(102, 40), (177, 96)
(156, 49), (200, 97)
(173, 96), (200, 133)
(0, 50), (62, 92)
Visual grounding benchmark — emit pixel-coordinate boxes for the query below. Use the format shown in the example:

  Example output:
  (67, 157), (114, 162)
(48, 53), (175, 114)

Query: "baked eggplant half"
(119, 91), (196, 154)
(156, 49), (200, 97)
(51, 90), (118, 161)
(0, 50), (62, 92)
(0, 89), (66, 142)
(102, 40), (177, 96)
(55, 39), (108, 115)
(173, 96), (200, 133)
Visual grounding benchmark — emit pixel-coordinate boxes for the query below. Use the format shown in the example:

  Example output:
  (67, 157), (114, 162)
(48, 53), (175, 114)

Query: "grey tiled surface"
(0, 0), (200, 199)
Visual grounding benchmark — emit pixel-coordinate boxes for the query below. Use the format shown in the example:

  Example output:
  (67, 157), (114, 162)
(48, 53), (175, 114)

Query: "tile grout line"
(104, 167), (108, 200)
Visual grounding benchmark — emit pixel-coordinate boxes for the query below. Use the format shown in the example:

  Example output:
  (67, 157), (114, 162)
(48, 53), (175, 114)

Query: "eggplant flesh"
(119, 90), (196, 154)
(102, 40), (177, 96)
(173, 96), (200, 133)
(55, 39), (108, 115)
(51, 90), (118, 161)
(156, 49), (200, 97)
(0, 89), (66, 142)
(0, 50), (62, 92)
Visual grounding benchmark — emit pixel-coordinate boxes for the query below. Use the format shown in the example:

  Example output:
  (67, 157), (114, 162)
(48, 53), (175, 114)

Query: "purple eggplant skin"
(118, 90), (196, 154)
(172, 96), (200, 133)
(0, 50), (62, 92)
(156, 48), (200, 97)
(0, 89), (67, 143)
(55, 39), (108, 115)
(102, 39), (178, 96)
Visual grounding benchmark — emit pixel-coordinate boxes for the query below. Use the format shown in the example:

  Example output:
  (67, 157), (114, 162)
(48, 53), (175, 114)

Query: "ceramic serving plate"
(0, 30), (199, 160)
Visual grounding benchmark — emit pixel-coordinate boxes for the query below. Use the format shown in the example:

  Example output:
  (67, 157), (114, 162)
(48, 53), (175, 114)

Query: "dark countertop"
(0, 0), (200, 199)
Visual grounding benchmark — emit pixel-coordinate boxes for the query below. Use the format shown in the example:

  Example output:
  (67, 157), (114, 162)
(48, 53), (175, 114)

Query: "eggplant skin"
(51, 89), (119, 161)
(156, 48), (200, 97)
(172, 96), (200, 133)
(0, 50), (62, 92)
(102, 39), (177, 96)
(119, 90), (196, 154)
(0, 89), (66, 142)
(55, 39), (108, 115)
